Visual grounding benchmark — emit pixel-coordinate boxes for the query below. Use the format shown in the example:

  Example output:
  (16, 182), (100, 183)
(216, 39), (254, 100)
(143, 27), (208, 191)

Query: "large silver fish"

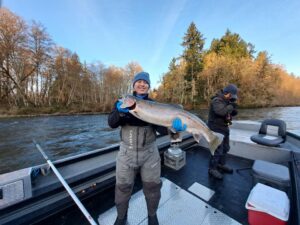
(120, 95), (223, 154)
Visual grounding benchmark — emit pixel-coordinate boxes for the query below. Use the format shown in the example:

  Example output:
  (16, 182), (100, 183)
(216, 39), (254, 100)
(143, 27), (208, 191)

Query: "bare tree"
(0, 8), (35, 107)
(28, 20), (53, 106)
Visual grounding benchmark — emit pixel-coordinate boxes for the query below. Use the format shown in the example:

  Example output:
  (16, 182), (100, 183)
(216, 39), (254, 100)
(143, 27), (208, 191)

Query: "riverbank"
(1, 104), (300, 119)
(0, 111), (106, 119)
(0, 106), (107, 118)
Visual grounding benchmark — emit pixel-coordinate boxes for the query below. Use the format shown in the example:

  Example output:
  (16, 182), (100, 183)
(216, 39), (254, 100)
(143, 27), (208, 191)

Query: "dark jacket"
(108, 94), (168, 136)
(207, 91), (238, 132)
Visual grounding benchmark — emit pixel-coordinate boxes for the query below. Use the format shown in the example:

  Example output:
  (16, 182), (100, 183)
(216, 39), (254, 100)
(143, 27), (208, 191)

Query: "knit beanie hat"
(223, 84), (238, 99)
(132, 72), (151, 87)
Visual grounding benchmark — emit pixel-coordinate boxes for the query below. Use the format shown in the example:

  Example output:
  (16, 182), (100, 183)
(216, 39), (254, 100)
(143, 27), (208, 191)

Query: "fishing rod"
(32, 139), (98, 225)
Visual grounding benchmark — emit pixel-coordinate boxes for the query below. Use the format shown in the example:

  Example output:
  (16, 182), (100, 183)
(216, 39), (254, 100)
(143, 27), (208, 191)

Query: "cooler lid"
(245, 183), (290, 221)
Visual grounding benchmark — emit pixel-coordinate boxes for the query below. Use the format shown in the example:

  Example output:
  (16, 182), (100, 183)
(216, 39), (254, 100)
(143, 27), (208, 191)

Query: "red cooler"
(245, 183), (289, 225)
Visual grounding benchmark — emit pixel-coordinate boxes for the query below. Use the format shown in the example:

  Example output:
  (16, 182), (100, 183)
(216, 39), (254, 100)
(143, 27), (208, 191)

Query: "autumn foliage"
(156, 26), (300, 108)
(0, 8), (142, 114)
(1, 9), (299, 115)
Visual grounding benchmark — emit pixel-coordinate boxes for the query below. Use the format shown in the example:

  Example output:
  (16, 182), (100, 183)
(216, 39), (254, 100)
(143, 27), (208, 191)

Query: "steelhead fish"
(120, 95), (223, 154)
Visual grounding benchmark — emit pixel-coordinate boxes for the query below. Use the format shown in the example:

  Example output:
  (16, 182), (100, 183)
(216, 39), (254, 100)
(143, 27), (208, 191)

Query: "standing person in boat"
(108, 71), (187, 225)
(207, 84), (238, 180)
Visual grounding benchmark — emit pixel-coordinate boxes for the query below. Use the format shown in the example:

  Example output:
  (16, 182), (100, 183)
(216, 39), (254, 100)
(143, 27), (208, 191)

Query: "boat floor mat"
(98, 178), (241, 225)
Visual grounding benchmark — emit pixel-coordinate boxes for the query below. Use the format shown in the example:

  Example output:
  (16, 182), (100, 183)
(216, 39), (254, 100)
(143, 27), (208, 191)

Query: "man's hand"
(230, 102), (238, 116)
(231, 109), (238, 116)
(225, 114), (233, 125)
(230, 102), (238, 109)
(116, 101), (129, 113)
(172, 117), (187, 132)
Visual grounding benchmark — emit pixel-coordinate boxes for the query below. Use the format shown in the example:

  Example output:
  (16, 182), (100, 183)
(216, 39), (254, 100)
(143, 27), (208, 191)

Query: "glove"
(116, 101), (129, 113)
(172, 117), (187, 132)
(229, 97), (237, 103)
(225, 114), (233, 126)
(230, 102), (238, 109)
(231, 109), (238, 116)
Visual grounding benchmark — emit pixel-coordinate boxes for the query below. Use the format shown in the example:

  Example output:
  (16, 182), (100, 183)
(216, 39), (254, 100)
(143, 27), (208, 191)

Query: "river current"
(1, 106), (300, 174)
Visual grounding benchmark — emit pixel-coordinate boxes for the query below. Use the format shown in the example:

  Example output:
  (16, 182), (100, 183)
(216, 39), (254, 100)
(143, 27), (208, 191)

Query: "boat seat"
(250, 119), (286, 147)
(252, 159), (290, 194)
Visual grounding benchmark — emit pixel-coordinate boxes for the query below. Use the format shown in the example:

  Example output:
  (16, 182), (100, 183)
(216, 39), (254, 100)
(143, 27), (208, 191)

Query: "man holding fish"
(108, 72), (187, 225)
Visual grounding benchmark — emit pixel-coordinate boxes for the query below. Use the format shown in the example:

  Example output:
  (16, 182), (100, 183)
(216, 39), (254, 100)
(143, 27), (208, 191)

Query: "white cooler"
(245, 183), (290, 225)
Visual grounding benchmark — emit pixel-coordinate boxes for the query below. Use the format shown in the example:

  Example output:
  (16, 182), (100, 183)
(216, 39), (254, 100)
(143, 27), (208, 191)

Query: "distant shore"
(0, 111), (107, 119)
(1, 104), (300, 119)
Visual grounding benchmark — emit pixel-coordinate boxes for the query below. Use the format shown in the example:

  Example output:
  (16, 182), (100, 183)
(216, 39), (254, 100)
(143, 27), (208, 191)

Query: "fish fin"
(193, 133), (202, 143)
(170, 104), (184, 109)
(120, 95), (135, 108)
(209, 132), (224, 155)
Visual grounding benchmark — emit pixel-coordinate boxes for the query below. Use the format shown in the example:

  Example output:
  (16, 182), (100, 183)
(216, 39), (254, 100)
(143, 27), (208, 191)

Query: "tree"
(124, 62), (143, 93)
(181, 22), (205, 105)
(210, 29), (254, 59)
(157, 58), (186, 105)
(28, 21), (53, 106)
(49, 48), (82, 107)
(251, 51), (280, 106)
(168, 57), (177, 71)
(101, 66), (126, 111)
(0, 8), (36, 107)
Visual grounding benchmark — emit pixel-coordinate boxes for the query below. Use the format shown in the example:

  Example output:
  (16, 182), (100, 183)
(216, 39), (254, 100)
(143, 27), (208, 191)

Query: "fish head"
(119, 95), (137, 110)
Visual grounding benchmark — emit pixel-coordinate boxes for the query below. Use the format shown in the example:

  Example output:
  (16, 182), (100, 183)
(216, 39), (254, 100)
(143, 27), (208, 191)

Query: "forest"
(1, 8), (300, 115)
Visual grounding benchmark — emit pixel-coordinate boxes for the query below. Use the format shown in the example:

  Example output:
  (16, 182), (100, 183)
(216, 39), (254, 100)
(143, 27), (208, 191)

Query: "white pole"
(33, 140), (98, 225)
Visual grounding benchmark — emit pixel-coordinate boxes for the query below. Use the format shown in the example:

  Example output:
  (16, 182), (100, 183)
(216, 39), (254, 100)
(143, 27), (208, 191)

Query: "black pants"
(209, 126), (230, 169)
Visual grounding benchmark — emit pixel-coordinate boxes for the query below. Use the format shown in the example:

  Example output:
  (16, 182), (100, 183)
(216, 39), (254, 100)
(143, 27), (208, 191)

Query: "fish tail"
(209, 132), (224, 155)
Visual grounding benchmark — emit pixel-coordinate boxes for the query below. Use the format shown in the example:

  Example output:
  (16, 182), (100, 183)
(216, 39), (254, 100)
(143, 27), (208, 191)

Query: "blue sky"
(3, 0), (300, 88)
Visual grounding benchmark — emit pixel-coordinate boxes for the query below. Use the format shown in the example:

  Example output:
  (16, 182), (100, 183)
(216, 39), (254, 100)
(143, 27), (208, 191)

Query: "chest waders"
(114, 125), (162, 223)
(208, 125), (230, 169)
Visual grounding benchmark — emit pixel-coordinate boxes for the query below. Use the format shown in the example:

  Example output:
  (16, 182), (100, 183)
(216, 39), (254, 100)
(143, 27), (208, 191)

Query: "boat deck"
(162, 145), (254, 225)
(4, 120), (298, 225)
(35, 145), (255, 225)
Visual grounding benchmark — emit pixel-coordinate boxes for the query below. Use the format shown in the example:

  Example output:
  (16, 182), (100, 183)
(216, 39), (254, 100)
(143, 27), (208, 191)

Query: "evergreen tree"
(168, 57), (177, 71)
(182, 22), (205, 81)
(210, 29), (254, 58)
(181, 22), (205, 105)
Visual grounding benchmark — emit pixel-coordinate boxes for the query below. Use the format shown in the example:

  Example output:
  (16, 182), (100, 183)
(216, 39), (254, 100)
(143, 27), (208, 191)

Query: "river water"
(1, 106), (300, 174)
